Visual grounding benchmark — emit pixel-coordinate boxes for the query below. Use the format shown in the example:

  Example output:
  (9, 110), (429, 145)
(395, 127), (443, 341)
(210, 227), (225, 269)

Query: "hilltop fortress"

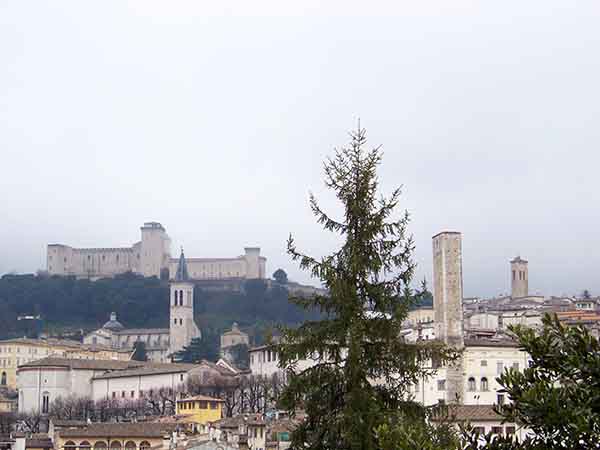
(47, 222), (266, 280)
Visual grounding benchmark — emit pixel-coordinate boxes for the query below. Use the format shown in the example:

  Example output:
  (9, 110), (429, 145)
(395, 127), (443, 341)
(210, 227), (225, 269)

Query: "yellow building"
(0, 338), (130, 389)
(176, 394), (224, 425)
(0, 394), (17, 412)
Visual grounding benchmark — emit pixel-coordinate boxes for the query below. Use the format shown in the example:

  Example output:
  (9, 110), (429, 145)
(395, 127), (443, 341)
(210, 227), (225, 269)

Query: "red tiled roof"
(432, 405), (504, 422)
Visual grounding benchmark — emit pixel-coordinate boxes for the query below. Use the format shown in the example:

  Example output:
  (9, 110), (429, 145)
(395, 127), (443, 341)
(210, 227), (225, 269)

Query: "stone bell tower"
(510, 256), (528, 299)
(169, 249), (201, 356)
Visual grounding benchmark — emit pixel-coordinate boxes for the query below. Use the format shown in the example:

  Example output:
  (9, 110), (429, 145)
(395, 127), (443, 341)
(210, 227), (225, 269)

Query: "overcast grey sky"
(1, 1), (599, 298)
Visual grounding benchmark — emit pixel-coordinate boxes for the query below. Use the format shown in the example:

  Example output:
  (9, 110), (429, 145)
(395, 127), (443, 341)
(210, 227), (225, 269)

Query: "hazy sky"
(1, 1), (599, 298)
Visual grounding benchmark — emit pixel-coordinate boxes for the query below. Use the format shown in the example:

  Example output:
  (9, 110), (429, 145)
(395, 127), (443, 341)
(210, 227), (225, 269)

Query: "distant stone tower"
(169, 249), (201, 356)
(433, 232), (464, 347)
(140, 222), (171, 278)
(510, 256), (528, 299)
(432, 231), (464, 404)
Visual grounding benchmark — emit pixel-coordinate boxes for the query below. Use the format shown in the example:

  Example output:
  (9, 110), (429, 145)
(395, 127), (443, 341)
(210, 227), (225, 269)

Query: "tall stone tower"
(432, 231), (464, 404)
(140, 222), (171, 278)
(433, 232), (464, 347)
(510, 256), (528, 299)
(169, 249), (201, 356)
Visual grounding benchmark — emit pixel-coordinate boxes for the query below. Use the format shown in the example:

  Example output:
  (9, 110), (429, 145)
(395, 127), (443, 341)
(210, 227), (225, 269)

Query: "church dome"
(102, 312), (125, 331)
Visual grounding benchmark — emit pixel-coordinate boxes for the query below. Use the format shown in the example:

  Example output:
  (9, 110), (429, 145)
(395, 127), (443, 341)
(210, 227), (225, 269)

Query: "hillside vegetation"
(0, 272), (320, 341)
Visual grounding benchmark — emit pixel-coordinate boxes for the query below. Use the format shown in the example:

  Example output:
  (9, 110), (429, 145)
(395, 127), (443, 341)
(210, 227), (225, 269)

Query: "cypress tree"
(277, 125), (457, 450)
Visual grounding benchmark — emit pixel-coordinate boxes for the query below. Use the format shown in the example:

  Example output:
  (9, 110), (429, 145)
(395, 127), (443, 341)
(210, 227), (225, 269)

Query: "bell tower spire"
(175, 247), (189, 281)
(169, 247), (200, 357)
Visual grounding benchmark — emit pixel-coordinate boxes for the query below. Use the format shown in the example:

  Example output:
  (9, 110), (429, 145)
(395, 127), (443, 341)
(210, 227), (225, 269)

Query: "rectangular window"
(505, 426), (515, 435)
(210, 402), (218, 409)
(497, 361), (504, 375)
(437, 380), (446, 391)
(481, 360), (488, 367)
(112, 392), (116, 399)
(199, 401), (208, 409)
(131, 391), (134, 398)
(497, 394), (505, 405)
(512, 362), (519, 370)
(491, 426), (503, 435)
(473, 426), (485, 435)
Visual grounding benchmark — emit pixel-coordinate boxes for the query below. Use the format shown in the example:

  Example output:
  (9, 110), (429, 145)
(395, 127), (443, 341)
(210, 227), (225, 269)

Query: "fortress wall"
(48, 245), (137, 277)
(169, 258), (247, 280)
(71, 247), (136, 277)
(47, 223), (265, 280)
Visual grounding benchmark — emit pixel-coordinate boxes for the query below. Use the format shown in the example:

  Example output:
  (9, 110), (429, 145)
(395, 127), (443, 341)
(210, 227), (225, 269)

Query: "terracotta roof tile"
(177, 395), (224, 403)
(58, 422), (176, 438)
(432, 405), (504, 422)
(92, 363), (196, 379)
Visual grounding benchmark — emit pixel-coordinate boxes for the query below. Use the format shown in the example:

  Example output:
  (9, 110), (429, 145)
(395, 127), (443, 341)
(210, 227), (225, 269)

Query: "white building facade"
(17, 357), (238, 413)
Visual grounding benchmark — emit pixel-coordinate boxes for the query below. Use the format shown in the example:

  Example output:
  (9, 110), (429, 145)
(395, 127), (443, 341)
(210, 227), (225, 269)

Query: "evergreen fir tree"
(131, 341), (148, 361)
(277, 125), (457, 450)
(172, 330), (220, 363)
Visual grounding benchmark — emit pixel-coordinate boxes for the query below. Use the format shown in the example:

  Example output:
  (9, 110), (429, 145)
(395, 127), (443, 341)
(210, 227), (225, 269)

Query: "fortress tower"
(169, 250), (201, 356)
(432, 231), (464, 404)
(140, 222), (171, 278)
(510, 256), (528, 299)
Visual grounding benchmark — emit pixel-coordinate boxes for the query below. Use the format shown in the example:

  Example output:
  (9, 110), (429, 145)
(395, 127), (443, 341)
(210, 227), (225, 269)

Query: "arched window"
(93, 442), (107, 450)
(467, 377), (476, 392)
(42, 391), (50, 414)
(110, 441), (121, 450)
(64, 441), (77, 450)
(139, 442), (150, 450)
(481, 377), (489, 391)
(124, 442), (136, 450)
(1, 371), (6, 385)
(79, 441), (91, 450)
